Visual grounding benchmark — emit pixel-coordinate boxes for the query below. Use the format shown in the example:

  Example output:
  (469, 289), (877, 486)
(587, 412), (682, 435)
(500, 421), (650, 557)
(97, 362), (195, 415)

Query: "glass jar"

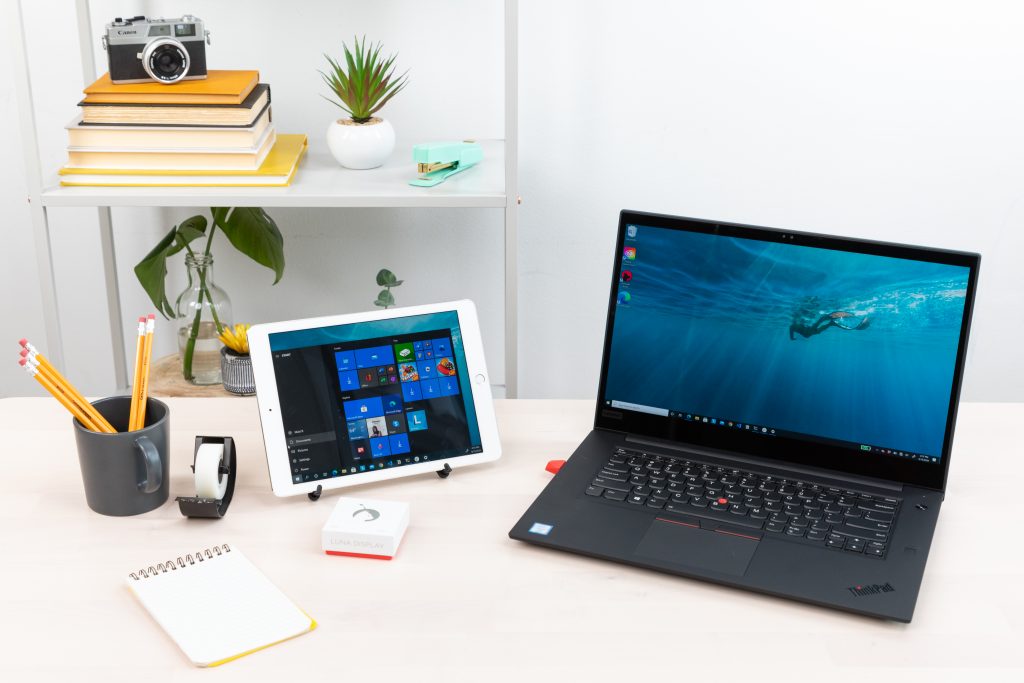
(175, 254), (232, 385)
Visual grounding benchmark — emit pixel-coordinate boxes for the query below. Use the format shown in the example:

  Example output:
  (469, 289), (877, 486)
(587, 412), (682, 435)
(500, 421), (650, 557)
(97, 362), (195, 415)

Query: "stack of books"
(59, 70), (307, 187)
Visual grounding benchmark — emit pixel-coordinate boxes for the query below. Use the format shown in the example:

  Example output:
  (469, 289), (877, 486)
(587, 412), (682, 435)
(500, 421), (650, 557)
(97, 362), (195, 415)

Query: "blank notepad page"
(127, 546), (315, 666)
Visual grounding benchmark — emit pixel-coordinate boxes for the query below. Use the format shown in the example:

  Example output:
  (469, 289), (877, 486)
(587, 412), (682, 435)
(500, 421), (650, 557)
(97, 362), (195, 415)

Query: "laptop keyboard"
(587, 448), (900, 559)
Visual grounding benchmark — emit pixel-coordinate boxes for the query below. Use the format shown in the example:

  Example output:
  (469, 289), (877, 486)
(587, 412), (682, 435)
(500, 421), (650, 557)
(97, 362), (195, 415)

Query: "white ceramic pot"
(326, 117), (395, 169)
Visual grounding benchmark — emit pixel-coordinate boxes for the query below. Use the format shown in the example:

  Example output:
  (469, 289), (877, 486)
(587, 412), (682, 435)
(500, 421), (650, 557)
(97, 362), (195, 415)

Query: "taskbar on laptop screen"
(601, 219), (974, 477)
(606, 400), (942, 465)
(268, 311), (482, 484)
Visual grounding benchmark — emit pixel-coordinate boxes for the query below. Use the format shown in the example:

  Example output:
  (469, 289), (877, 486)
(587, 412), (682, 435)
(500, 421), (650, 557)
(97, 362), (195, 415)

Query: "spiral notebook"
(126, 544), (316, 667)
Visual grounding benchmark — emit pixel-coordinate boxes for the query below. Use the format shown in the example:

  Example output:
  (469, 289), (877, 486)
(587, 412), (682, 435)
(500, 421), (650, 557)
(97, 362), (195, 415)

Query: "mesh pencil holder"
(220, 347), (255, 396)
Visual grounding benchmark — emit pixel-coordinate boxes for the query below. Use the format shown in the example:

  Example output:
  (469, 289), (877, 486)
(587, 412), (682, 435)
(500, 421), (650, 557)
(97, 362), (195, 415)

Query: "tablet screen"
(267, 311), (483, 484)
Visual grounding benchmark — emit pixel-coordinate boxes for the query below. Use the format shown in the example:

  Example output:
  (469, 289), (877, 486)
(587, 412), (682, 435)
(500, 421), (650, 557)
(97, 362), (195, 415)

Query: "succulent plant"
(320, 36), (409, 123)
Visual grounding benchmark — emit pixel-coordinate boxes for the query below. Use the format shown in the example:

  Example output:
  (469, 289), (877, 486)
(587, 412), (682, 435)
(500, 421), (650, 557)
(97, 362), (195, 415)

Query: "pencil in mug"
(20, 351), (103, 432)
(19, 340), (116, 433)
(131, 314), (155, 432)
(128, 317), (146, 431)
(19, 358), (102, 431)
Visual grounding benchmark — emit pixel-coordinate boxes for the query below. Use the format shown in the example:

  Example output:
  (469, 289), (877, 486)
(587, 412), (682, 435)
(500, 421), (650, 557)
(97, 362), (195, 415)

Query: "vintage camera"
(102, 15), (210, 84)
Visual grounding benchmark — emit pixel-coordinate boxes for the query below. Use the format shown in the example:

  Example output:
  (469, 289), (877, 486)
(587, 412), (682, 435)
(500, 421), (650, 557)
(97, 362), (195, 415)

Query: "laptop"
(509, 210), (979, 622)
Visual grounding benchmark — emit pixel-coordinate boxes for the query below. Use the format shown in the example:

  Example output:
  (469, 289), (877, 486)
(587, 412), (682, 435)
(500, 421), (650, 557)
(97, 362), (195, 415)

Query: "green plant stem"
(181, 223), (222, 380)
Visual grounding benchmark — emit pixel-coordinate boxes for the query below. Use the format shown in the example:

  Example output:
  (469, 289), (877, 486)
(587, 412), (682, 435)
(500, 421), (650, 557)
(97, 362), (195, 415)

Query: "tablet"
(248, 300), (501, 497)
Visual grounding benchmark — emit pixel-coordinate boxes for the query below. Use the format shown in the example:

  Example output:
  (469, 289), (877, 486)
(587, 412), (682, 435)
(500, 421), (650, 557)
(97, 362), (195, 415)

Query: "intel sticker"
(528, 522), (553, 536)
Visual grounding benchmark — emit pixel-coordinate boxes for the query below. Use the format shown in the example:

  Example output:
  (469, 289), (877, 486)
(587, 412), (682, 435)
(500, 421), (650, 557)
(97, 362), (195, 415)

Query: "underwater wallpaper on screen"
(606, 226), (970, 458)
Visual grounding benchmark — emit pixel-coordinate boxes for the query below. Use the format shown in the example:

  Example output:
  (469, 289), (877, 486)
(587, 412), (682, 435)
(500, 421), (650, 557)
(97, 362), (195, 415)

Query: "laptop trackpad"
(634, 519), (759, 576)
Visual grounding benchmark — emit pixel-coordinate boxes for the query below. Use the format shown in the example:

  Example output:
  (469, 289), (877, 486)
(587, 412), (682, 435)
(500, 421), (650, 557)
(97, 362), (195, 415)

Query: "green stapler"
(409, 141), (483, 187)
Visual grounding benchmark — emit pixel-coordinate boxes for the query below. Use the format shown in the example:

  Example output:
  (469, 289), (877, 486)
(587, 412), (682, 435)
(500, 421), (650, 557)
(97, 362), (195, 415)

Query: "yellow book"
(83, 70), (259, 105)
(58, 134), (307, 187)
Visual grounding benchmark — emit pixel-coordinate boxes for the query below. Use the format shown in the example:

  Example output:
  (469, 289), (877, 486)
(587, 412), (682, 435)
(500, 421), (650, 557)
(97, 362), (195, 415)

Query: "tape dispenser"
(177, 436), (237, 519)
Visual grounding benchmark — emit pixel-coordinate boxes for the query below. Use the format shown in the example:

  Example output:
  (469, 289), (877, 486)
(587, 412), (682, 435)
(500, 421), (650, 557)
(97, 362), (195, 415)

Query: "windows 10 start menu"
(271, 330), (480, 484)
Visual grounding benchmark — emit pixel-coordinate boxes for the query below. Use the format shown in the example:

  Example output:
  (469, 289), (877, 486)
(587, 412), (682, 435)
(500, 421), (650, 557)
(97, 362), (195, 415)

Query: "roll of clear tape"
(194, 443), (228, 499)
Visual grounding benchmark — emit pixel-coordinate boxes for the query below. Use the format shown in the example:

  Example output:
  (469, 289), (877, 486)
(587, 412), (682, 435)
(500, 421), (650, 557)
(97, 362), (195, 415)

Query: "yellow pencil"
(21, 360), (97, 430)
(22, 353), (109, 433)
(128, 316), (146, 431)
(132, 314), (155, 431)
(19, 342), (117, 433)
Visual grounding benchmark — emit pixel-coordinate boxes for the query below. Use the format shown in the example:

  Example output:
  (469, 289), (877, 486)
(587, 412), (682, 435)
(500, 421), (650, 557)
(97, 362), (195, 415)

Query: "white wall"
(516, 0), (1024, 400)
(3, 1), (1023, 401)
(0, 36), (45, 396)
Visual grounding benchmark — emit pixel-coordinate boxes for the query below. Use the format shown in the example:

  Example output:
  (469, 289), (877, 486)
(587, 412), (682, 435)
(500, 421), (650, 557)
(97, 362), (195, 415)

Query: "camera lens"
(142, 38), (189, 83)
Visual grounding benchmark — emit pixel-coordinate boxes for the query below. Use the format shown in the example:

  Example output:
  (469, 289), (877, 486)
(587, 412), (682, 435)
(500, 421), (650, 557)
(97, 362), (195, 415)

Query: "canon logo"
(847, 582), (895, 597)
(117, 29), (138, 35)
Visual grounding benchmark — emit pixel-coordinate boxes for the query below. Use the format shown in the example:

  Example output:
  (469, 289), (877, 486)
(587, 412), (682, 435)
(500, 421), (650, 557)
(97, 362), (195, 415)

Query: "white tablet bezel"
(248, 300), (501, 497)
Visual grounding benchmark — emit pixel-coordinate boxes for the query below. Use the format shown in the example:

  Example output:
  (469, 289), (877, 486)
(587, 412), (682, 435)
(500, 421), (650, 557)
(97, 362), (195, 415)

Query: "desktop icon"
(617, 292), (631, 304)
(620, 270), (633, 283)
(627, 225), (638, 238)
(623, 247), (636, 260)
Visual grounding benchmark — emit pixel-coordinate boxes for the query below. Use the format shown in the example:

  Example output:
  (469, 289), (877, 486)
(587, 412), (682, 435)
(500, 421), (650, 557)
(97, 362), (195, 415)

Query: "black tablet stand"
(307, 462), (453, 501)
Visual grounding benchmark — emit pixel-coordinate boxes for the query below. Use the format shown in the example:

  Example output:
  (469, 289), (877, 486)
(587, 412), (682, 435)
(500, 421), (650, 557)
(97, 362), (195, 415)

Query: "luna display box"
(322, 497), (409, 560)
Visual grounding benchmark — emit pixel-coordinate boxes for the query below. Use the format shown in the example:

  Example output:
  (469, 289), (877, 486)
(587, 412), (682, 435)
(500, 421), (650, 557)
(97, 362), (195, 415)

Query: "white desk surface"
(1, 398), (1022, 682)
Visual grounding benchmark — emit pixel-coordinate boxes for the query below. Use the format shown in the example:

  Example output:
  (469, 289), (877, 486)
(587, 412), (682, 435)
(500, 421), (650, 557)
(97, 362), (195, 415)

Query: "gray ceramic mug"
(72, 396), (170, 516)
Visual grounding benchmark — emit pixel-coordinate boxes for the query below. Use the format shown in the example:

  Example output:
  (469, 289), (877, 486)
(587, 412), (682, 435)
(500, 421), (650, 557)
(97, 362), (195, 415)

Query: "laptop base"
(509, 430), (943, 622)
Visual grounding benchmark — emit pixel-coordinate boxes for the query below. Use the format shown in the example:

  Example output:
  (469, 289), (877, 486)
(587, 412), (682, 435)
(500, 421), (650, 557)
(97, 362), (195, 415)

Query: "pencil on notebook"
(128, 317), (146, 431)
(19, 340), (116, 433)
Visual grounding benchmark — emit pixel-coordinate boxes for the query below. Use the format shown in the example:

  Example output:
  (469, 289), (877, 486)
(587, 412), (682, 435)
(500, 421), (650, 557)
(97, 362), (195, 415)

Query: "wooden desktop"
(0, 398), (1020, 680)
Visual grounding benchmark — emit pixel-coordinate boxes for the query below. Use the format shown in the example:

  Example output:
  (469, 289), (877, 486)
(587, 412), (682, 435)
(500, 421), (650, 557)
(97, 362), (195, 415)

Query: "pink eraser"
(18, 338), (27, 347)
(147, 313), (156, 320)
(18, 358), (27, 366)
(19, 349), (28, 357)
(138, 316), (146, 323)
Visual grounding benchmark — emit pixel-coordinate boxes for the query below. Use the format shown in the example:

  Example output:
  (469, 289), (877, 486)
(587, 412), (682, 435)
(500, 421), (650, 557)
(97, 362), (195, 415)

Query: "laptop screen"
(597, 212), (978, 489)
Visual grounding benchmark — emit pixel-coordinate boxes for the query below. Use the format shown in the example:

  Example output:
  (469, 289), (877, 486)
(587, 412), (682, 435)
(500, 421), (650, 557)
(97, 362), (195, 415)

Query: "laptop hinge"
(624, 434), (904, 493)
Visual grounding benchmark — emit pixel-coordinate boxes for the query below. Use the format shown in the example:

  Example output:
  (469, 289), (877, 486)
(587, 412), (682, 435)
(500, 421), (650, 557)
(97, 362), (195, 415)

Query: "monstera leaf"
(211, 207), (285, 283)
(135, 208), (285, 321)
(134, 215), (208, 318)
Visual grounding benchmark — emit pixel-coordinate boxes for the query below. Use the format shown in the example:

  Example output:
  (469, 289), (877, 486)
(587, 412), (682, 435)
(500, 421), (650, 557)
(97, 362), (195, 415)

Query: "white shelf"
(39, 139), (507, 209)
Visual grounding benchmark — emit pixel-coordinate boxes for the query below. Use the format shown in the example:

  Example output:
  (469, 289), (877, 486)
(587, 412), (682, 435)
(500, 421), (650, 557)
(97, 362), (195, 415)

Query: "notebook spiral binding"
(129, 543), (231, 580)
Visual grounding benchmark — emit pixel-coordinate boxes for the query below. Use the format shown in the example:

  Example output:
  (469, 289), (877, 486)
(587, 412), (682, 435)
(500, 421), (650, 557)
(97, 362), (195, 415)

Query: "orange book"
(83, 70), (259, 105)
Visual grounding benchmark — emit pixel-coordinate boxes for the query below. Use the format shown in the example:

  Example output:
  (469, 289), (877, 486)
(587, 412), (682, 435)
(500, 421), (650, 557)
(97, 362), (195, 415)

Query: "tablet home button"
(475, 374), (486, 385)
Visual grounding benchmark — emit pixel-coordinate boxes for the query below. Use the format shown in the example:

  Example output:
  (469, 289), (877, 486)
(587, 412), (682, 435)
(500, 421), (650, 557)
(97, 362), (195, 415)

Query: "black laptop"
(510, 210), (979, 622)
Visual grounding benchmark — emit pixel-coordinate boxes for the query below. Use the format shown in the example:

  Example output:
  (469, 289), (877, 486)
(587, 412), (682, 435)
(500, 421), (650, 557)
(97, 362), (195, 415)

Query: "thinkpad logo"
(847, 582), (895, 597)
